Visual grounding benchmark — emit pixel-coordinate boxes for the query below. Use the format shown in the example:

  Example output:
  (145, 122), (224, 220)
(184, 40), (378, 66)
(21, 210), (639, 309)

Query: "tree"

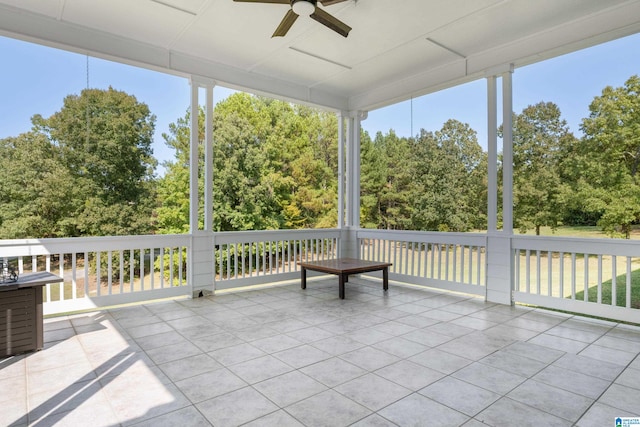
(34, 87), (157, 236)
(507, 102), (574, 235)
(574, 75), (640, 238)
(411, 120), (486, 232)
(156, 93), (339, 233)
(0, 133), (76, 238)
(360, 130), (414, 230)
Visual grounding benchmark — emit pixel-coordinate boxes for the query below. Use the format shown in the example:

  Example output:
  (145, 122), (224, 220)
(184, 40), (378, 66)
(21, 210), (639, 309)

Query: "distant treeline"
(1, 76), (639, 239)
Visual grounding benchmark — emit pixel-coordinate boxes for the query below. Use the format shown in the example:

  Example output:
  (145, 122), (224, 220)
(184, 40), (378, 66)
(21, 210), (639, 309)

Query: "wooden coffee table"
(299, 258), (392, 299)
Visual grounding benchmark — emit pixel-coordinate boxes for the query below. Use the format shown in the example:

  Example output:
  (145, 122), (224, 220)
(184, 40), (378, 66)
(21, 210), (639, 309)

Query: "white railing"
(512, 236), (640, 323)
(357, 229), (487, 296)
(0, 235), (190, 315)
(213, 229), (341, 290)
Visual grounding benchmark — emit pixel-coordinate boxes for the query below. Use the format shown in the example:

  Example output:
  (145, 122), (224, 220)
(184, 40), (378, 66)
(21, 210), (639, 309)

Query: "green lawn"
(574, 268), (640, 309)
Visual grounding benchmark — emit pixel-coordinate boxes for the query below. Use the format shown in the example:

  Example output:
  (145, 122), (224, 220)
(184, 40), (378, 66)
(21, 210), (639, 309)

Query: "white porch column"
(337, 112), (345, 230)
(189, 80), (199, 234)
(502, 66), (514, 234)
(485, 65), (515, 305)
(487, 76), (498, 233)
(204, 83), (214, 232)
(188, 77), (216, 297)
(341, 111), (367, 258)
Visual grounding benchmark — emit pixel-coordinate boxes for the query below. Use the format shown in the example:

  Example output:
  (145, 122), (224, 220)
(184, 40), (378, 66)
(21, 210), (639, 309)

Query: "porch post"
(204, 83), (214, 232)
(502, 66), (514, 234)
(189, 80), (199, 234)
(341, 111), (367, 258)
(484, 65), (515, 305)
(188, 77), (216, 297)
(487, 76), (498, 233)
(337, 112), (345, 230)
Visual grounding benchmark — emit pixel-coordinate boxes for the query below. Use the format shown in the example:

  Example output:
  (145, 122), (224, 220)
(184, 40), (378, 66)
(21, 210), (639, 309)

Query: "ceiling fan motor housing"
(291, 0), (316, 16)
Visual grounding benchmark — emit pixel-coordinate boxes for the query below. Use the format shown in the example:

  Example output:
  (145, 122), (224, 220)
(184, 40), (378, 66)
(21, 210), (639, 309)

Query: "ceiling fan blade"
(233, 0), (290, 3)
(319, 0), (349, 6)
(272, 9), (299, 37)
(310, 7), (351, 37)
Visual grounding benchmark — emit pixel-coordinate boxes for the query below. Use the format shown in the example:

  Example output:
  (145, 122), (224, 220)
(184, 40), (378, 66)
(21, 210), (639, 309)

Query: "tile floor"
(2, 277), (640, 426)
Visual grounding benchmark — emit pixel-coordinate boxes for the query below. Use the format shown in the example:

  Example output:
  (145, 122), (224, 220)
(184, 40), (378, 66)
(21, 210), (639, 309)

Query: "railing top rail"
(512, 234), (640, 257)
(356, 229), (487, 246)
(0, 234), (191, 257)
(213, 228), (342, 244)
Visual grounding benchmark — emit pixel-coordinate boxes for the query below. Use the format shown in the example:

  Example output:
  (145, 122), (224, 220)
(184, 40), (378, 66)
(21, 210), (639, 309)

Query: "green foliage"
(556, 76), (640, 238)
(0, 88), (157, 239)
(0, 133), (76, 238)
(505, 102), (576, 235)
(360, 121), (487, 232)
(4, 76), (640, 240)
(411, 120), (487, 232)
(156, 93), (338, 233)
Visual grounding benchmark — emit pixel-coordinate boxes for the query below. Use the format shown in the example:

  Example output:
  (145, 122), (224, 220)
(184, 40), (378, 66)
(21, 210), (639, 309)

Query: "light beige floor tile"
(273, 344), (332, 369)
(253, 370), (327, 407)
(285, 389), (371, 427)
(452, 362), (526, 395)
(129, 406), (212, 427)
(242, 409), (304, 427)
(339, 346), (400, 371)
(419, 376), (500, 416)
(300, 357), (368, 387)
(158, 353), (222, 382)
(375, 360), (444, 391)
(378, 393), (469, 427)
(507, 379), (593, 422)
(335, 373), (411, 411)
(197, 386), (279, 426)
(227, 354), (294, 384)
(477, 397), (571, 427)
(175, 367), (246, 403)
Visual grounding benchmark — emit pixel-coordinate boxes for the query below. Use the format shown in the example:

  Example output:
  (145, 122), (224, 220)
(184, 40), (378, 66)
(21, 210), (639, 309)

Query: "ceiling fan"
(233, 0), (352, 38)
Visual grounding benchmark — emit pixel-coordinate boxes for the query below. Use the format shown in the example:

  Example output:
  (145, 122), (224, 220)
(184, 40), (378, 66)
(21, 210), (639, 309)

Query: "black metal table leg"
(383, 267), (388, 291)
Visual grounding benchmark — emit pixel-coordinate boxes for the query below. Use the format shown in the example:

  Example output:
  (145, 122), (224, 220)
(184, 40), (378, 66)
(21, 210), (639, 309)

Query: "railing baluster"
(535, 250), (541, 295)
(460, 245), (465, 284)
(159, 248), (164, 289)
(611, 255), (617, 307)
(583, 253), (589, 302)
(626, 257), (632, 308)
(150, 248), (155, 290)
(96, 251), (101, 297)
(84, 251), (89, 297)
(452, 245), (457, 283)
(571, 252), (576, 300)
(597, 254), (603, 304)
(430, 243), (435, 279)
(58, 253), (64, 301)
(108, 250), (113, 295)
(119, 250), (125, 293)
(72, 253), (77, 300)
(227, 243), (232, 279)
(179, 248), (183, 286)
(547, 251), (552, 296)
(140, 249), (145, 291)
(558, 252), (564, 298)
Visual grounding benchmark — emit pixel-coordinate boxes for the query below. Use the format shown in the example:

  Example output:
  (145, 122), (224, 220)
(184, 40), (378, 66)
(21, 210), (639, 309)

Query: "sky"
(1, 32), (639, 176)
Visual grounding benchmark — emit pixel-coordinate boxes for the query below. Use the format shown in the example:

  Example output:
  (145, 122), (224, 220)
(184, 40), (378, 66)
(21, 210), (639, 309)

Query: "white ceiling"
(1, 0), (639, 112)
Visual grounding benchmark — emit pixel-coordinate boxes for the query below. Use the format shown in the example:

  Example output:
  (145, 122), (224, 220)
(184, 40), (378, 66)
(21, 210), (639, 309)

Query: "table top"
(0, 271), (62, 292)
(299, 258), (392, 274)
